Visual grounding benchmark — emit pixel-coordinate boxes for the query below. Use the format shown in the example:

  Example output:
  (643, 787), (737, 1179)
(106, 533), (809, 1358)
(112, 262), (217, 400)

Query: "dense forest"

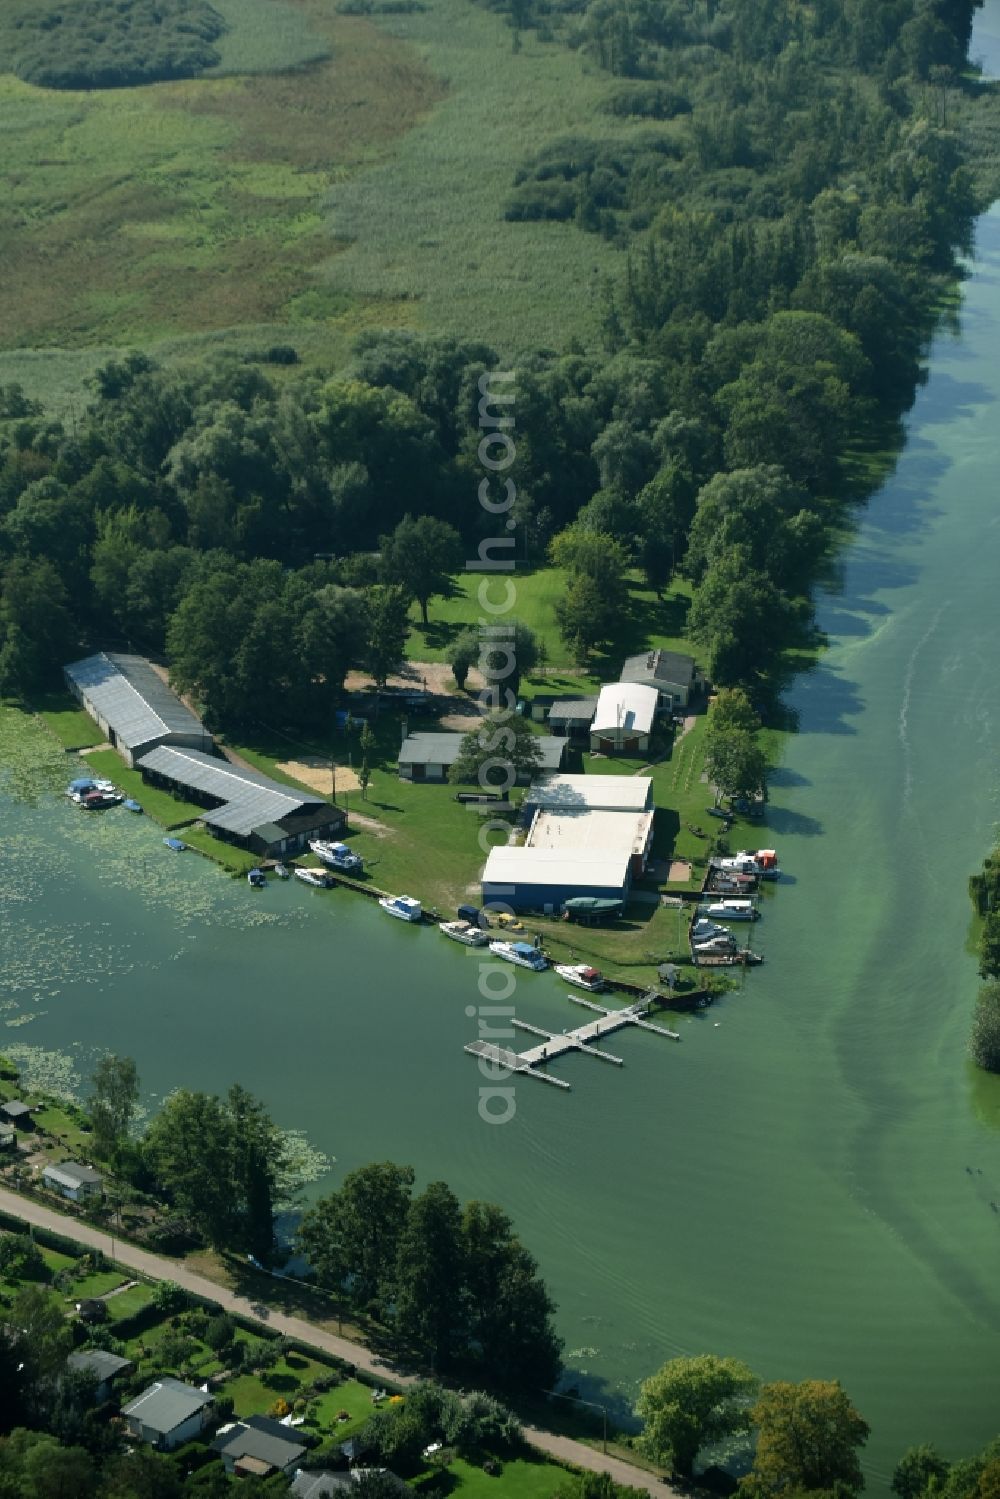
(0, 0), (988, 732)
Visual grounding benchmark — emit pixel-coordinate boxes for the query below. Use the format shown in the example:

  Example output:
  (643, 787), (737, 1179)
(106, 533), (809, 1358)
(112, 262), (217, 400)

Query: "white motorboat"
(309, 840), (364, 874)
(379, 894), (423, 922)
(488, 940), (548, 971)
(294, 867), (332, 888)
(554, 963), (606, 991)
(439, 919), (489, 947)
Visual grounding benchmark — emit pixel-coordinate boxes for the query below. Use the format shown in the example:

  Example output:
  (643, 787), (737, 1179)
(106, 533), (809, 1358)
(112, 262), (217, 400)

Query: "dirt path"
(0, 1188), (679, 1496)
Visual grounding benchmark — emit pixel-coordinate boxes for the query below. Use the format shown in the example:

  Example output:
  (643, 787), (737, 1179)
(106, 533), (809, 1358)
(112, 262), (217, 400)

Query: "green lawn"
(417, 1454), (568, 1498)
(82, 749), (205, 829)
(179, 824), (260, 876)
(106, 1282), (156, 1322)
(227, 713), (510, 913)
(406, 569), (700, 675)
(35, 696), (104, 752)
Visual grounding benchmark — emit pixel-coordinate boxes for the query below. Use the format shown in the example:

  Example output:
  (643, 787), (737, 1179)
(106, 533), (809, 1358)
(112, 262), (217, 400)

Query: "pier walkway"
(465, 994), (680, 1090)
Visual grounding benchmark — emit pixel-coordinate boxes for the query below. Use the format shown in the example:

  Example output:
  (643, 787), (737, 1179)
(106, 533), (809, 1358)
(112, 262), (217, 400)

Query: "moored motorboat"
(294, 867), (332, 888)
(439, 919), (489, 947)
(309, 840), (364, 874)
(379, 894), (423, 922)
(554, 963), (606, 991)
(488, 939), (548, 971)
(123, 798), (143, 814)
(81, 790), (123, 809)
(697, 898), (759, 922)
(273, 863), (290, 880)
(737, 848), (781, 880)
(163, 837), (187, 852)
(248, 868), (267, 888)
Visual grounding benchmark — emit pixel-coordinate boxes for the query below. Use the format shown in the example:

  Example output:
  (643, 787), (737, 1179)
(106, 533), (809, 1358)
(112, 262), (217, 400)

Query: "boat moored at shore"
(440, 919), (489, 946)
(294, 867), (332, 888)
(379, 894), (423, 922)
(489, 939), (548, 971)
(309, 840), (364, 874)
(554, 963), (606, 991)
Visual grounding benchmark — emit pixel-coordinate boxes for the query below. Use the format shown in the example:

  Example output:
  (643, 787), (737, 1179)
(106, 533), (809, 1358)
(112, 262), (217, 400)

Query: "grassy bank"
(407, 568), (699, 675)
(81, 749), (205, 830)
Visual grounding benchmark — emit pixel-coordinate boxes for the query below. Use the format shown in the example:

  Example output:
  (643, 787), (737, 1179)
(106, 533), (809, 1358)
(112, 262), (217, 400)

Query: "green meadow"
(0, 0), (645, 406)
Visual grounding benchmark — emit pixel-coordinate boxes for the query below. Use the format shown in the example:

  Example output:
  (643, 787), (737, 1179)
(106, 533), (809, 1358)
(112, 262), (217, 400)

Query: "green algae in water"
(6, 1044), (81, 1101)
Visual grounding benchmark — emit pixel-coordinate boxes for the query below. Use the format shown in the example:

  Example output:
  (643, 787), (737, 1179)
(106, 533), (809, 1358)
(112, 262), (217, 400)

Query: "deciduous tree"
(636, 1353), (758, 1476)
(743, 1379), (870, 1495)
(448, 713), (543, 790)
(380, 514), (462, 625)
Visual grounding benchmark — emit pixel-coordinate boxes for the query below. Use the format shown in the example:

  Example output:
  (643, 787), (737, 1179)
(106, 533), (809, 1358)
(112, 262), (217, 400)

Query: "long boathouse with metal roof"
(136, 745), (345, 857)
(64, 653), (212, 767)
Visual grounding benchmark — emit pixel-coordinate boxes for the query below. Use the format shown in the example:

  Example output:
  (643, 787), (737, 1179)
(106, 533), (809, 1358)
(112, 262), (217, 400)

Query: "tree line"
(635, 1351), (1000, 1499)
(968, 844), (1000, 1071)
(80, 1058), (563, 1396)
(0, 0), (989, 728)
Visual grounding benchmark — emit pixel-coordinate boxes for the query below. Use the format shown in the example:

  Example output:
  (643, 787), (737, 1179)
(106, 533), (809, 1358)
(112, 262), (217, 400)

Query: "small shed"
(398, 732), (565, 783)
(546, 698), (598, 744)
(43, 1161), (103, 1202)
(66, 1348), (135, 1402)
(0, 1100), (32, 1129)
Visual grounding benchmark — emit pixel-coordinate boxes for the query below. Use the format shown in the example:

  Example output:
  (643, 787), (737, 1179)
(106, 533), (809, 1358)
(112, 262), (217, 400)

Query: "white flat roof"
(482, 845), (631, 888)
(591, 683), (658, 737)
(527, 773), (652, 812)
(527, 808), (653, 859)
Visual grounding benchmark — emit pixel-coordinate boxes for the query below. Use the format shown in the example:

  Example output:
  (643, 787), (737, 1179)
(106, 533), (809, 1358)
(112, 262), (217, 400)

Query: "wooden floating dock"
(464, 994), (679, 1091)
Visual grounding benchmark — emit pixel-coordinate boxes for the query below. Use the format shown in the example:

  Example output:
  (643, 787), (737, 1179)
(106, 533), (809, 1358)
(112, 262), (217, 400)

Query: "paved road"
(0, 1188), (676, 1496)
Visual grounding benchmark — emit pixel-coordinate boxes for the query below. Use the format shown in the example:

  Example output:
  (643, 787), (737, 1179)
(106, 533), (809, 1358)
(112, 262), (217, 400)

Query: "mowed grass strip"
(81, 749), (205, 828)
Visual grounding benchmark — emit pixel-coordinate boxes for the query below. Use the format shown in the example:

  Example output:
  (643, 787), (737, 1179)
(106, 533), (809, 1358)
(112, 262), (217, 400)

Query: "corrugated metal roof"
(214, 1416), (306, 1468)
(399, 732), (564, 770)
(591, 683), (658, 737)
(123, 1378), (212, 1434)
(43, 1161), (102, 1188)
(547, 698), (598, 723)
(65, 653), (205, 751)
(481, 845), (631, 889)
(136, 746), (329, 837)
(526, 774), (652, 811)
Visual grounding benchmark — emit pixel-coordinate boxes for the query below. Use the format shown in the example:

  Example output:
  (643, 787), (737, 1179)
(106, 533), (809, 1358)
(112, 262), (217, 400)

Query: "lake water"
(5, 20), (1000, 1482)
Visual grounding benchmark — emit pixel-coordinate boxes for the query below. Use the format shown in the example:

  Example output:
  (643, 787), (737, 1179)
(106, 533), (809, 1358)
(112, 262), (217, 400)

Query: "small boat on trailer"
(163, 837), (187, 852)
(440, 919), (489, 947)
(561, 897), (624, 923)
(379, 894), (423, 923)
(554, 964), (606, 992)
(247, 868), (267, 888)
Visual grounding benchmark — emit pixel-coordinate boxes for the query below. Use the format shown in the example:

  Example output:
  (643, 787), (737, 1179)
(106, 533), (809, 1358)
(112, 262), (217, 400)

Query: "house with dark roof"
(135, 746), (345, 857)
(123, 1377), (214, 1450)
(619, 649), (698, 713)
(66, 1348), (135, 1402)
(42, 1161), (102, 1202)
(64, 652), (212, 767)
(0, 1100), (32, 1129)
(398, 731), (565, 783)
(213, 1414), (307, 1477)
